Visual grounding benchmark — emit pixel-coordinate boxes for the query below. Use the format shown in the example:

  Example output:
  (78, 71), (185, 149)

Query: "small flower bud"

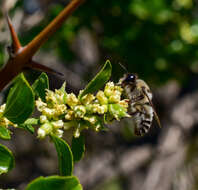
(84, 116), (97, 124)
(0, 117), (9, 128)
(67, 93), (79, 107)
(40, 115), (48, 123)
(96, 91), (108, 104)
(54, 129), (64, 138)
(115, 86), (123, 93)
(46, 90), (57, 104)
(65, 110), (74, 120)
(74, 128), (80, 138)
(51, 120), (64, 128)
(92, 104), (108, 114)
(55, 89), (67, 104)
(104, 82), (115, 97)
(81, 94), (95, 105)
(0, 104), (6, 116)
(37, 128), (46, 139)
(36, 98), (47, 112)
(109, 94), (121, 103)
(85, 104), (93, 113)
(54, 104), (67, 116)
(74, 105), (86, 118)
(38, 123), (53, 138)
(42, 108), (55, 118)
(95, 124), (101, 132)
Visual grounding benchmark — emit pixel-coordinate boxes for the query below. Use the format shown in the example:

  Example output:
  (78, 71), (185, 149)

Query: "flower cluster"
(36, 82), (130, 139)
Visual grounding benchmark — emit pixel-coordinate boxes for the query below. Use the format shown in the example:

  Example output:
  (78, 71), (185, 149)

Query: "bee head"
(118, 73), (138, 87)
(123, 73), (137, 84)
(124, 73), (136, 82)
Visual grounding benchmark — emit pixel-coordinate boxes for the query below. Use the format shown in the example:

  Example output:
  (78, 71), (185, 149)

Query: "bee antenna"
(118, 62), (127, 72)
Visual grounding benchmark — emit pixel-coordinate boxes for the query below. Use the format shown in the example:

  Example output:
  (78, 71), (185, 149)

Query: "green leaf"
(23, 118), (39, 125)
(26, 176), (82, 190)
(4, 73), (35, 124)
(79, 60), (112, 99)
(71, 135), (85, 162)
(0, 144), (14, 175)
(50, 135), (73, 176)
(18, 118), (39, 134)
(59, 82), (67, 104)
(32, 72), (49, 101)
(0, 126), (11, 140)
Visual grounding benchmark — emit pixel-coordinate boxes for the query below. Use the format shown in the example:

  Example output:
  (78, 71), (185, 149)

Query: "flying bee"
(118, 72), (162, 136)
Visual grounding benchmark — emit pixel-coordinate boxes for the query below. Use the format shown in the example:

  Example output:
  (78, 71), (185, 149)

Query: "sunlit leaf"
(32, 72), (49, 101)
(4, 74), (35, 124)
(0, 126), (11, 140)
(0, 144), (14, 175)
(18, 118), (39, 134)
(26, 176), (82, 190)
(79, 60), (112, 99)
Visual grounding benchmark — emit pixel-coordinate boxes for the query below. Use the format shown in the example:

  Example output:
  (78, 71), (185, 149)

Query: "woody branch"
(0, 0), (84, 91)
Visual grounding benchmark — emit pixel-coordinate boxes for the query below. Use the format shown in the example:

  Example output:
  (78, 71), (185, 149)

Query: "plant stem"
(0, 0), (84, 91)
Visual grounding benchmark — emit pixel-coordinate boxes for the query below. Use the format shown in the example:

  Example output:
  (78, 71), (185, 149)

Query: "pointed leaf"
(79, 60), (112, 99)
(50, 135), (73, 176)
(32, 72), (49, 101)
(18, 118), (39, 134)
(4, 73), (35, 124)
(0, 144), (14, 175)
(71, 135), (85, 162)
(26, 176), (82, 190)
(0, 126), (11, 140)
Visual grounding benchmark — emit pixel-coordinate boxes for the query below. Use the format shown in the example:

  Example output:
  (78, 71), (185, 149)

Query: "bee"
(118, 72), (162, 136)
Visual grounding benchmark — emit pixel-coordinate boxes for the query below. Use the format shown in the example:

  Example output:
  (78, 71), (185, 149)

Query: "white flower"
(37, 123), (53, 139)
(104, 82), (115, 97)
(37, 128), (46, 138)
(96, 91), (108, 104)
(92, 104), (107, 114)
(36, 98), (47, 112)
(74, 105), (86, 118)
(65, 110), (74, 120)
(67, 93), (79, 107)
(51, 120), (64, 128)
(74, 128), (80, 138)
(40, 115), (48, 123)
(81, 93), (95, 105)
(0, 104), (6, 115)
(55, 129), (64, 138)
(109, 94), (121, 103)
(42, 108), (55, 118)
(84, 116), (97, 124)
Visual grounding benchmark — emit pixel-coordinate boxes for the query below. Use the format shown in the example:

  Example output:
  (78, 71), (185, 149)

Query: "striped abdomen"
(123, 83), (154, 136)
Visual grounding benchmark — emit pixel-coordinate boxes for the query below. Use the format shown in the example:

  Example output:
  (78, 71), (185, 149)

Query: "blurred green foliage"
(1, 0), (198, 86)
(44, 0), (198, 85)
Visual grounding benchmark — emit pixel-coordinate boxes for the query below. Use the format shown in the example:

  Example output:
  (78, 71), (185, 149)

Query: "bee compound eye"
(125, 74), (136, 83)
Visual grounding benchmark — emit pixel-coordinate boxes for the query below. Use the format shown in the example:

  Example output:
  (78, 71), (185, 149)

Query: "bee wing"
(142, 88), (162, 128)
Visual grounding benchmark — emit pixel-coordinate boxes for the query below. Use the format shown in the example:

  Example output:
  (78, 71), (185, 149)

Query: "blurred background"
(1, 0), (198, 189)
